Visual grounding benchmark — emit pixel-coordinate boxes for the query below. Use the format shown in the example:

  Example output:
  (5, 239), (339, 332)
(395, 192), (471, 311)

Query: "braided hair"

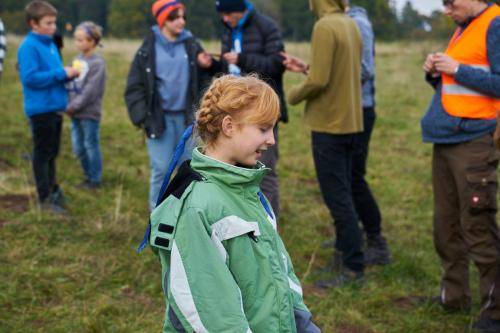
(196, 75), (280, 146)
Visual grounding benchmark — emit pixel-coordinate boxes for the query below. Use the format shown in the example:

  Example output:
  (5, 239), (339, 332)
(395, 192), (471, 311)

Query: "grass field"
(0, 36), (485, 332)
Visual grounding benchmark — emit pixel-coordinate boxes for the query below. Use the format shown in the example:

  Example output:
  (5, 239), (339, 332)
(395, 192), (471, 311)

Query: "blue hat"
(215, 0), (246, 13)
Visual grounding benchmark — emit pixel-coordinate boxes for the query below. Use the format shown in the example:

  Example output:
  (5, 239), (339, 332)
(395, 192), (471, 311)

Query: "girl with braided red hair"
(146, 75), (321, 332)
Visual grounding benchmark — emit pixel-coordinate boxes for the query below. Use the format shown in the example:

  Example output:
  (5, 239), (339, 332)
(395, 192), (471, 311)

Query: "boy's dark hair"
(25, 1), (57, 25)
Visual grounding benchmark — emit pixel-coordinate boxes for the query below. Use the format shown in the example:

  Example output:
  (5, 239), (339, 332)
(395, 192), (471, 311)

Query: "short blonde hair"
(196, 75), (280, 145)
(76, 21), (103, 46)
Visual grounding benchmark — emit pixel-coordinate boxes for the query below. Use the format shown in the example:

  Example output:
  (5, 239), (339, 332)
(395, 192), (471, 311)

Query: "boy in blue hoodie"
(17, 1), (79, 214)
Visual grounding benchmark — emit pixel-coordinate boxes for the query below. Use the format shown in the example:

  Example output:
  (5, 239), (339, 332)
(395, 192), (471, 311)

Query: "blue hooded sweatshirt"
(348, 6), (375, 108)
(152, 26), (192, 111)
(17, 31), (68, 117)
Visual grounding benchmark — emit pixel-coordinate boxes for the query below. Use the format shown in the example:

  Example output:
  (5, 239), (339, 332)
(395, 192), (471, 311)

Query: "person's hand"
(494, 124), (500, 150)
(423, 53), (437, 72)
(197, 52), (213, 69)
(223, 52), (238, 65)
(423, 53), (440, 78)
(433, 53), (460, 76)
(64, 66), (80, 79)
(281, 52), (309, 74)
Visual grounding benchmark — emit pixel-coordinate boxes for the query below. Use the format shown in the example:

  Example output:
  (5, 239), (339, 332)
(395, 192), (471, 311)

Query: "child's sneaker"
(76, 179), (100, 190)
(49, 185), (67, 208)
(40, 201), (68, 216)
(83, 181), (100, 189)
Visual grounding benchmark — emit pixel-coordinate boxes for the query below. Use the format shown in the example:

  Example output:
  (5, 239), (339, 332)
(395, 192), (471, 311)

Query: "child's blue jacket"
(17, 32), (68, 117)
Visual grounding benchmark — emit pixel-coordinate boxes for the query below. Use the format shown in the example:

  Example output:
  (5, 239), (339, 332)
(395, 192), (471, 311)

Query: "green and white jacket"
(149, 148), (320, 333)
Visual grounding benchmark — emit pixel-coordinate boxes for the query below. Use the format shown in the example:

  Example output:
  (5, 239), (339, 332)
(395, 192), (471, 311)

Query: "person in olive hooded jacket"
(283, 0), (364, 288)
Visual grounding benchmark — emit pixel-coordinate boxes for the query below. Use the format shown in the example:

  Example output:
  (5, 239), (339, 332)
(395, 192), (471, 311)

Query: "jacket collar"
(29, 31), (54, 44)
(190, 147), (268, 190)
(151, 25), (193, 45)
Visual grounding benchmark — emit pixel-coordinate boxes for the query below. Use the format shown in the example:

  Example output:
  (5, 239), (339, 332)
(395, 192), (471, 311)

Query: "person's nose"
(266, 131), (275, 146)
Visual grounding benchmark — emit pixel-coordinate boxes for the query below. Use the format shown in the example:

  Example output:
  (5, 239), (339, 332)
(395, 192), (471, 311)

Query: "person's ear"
(29, 19), (38, 30)
(221, 115), (235, 137)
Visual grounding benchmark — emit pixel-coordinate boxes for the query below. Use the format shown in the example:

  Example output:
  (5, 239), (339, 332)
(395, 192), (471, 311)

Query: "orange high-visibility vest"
(442, 4), (500, 120)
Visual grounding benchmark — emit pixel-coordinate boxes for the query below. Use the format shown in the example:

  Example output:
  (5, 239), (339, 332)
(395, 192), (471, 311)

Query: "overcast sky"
(393, 0), (443, 16)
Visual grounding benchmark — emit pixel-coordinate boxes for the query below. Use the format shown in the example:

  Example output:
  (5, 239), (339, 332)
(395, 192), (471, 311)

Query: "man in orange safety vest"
(420, 1), (500, 332)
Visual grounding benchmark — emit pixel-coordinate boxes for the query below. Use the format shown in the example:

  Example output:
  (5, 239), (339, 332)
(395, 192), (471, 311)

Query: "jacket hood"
(309, 0), (345, 18)
(190, 147), (268, 190)
(152, 25), (192, 45)
(348, 6), (368, 18)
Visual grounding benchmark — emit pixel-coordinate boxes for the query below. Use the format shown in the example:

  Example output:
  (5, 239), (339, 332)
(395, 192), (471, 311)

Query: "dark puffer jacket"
(124, 30), (211, 138)
(219, 9), (288, 123)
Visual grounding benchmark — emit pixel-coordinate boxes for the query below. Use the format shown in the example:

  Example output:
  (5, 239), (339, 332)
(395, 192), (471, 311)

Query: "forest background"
(3, 0), (500, 41)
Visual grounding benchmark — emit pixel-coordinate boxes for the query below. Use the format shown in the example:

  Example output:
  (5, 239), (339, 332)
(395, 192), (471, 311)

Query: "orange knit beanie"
(152, 0), (184, 27)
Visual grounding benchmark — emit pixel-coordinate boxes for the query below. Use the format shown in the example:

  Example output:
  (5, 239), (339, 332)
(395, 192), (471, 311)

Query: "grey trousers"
(260, 126), (280, 218)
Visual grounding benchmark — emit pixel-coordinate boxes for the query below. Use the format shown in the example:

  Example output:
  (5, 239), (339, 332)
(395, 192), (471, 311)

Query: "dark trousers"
(30, 112), (63, 202)
(260, 126), (280, 218)
(312, 131), (364, 272)
(352, 107), (382, 236)
(433, 134), (500, 315)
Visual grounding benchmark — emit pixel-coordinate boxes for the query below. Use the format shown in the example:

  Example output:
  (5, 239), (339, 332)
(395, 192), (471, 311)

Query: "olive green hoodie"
(288, 0), (363, 134)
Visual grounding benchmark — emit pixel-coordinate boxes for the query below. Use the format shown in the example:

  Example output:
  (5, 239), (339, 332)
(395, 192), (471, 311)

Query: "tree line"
(1, 0), (500, 40)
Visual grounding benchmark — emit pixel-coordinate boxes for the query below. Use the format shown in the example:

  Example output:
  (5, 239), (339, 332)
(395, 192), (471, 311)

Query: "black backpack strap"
(158, 160), (203, 204)
(137, 160), (203, 253)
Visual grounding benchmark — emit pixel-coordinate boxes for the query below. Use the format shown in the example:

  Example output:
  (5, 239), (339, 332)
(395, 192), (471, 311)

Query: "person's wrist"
(302, 64), (310, 74)
(454, 64), (460, 75)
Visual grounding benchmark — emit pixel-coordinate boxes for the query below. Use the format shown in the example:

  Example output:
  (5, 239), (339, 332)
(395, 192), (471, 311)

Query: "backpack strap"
(137, 124), (196, 253)
(137, 160), (203, 253)
(156, 124), (194, 206)
(149, 160), (203, 251)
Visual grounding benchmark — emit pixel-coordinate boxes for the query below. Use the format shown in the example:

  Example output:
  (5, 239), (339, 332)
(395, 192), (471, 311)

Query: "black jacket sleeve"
(237, 16), (285, 78)
(124, 44), (149, 127)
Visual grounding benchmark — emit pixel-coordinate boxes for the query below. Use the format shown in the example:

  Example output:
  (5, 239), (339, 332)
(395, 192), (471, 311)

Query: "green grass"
(0, 36), (482, 332)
